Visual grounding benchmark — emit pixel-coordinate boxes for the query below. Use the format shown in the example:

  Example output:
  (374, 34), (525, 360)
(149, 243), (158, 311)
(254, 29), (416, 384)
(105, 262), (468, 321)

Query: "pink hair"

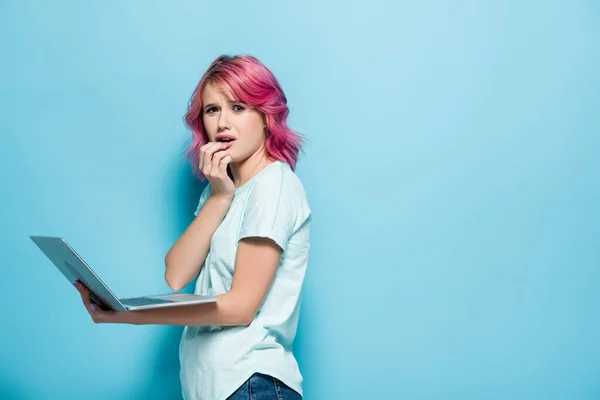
(183, 54), (305, 179)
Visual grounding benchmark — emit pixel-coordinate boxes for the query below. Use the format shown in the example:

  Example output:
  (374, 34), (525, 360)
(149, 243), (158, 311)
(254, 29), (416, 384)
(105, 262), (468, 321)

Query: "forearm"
(122, 292), (251, 326)
(165, 194), (232, 290)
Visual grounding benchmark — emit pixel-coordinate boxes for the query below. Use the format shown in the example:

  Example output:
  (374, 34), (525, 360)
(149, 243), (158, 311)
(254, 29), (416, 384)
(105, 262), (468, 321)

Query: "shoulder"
(250, 161), (309, 203)
(245, 161), (311, 219)
(200, 182), (214, 198)
(193, 183), (213, 216)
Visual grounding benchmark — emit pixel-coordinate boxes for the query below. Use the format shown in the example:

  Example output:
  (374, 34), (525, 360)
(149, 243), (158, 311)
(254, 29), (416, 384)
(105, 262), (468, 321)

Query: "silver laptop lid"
(30, 236), (127, 312)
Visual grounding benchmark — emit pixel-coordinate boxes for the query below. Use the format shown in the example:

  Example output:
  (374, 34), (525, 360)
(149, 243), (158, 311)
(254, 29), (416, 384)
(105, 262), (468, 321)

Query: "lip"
(215, 134), (237, 142)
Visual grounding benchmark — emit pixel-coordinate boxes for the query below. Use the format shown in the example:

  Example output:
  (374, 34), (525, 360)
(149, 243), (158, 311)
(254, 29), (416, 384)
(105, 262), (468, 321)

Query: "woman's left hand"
(75, 280), (129, 324)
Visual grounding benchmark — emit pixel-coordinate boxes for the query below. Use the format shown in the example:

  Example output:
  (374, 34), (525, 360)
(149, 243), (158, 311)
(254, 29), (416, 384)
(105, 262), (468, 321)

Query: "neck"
(229, 148), (275, 189)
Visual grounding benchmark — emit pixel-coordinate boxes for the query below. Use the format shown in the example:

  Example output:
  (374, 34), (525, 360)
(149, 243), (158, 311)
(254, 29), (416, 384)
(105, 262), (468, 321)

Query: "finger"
(75, 280), (84, 295)
(81, 290), (101, 319)
(199, 142), (218, 166)
(74, 282), (107, 323)
(199, 142), (213, 171)
(218, 153), (232, 174)
(209, 151), (231, 179)
(204, 143), (228, 176)
(211, 148), (229, 169)
(201, 142), (218, 174)
(77, 282), (93, 311)
(79, 284), (91, 306)
(199, 146), (204, 171)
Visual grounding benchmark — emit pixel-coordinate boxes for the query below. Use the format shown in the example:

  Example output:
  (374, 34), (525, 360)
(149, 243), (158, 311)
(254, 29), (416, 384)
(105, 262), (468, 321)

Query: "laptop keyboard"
(120, 297), (174, 306)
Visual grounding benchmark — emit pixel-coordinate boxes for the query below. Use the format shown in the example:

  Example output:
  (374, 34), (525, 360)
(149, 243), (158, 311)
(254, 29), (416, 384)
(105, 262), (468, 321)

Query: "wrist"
(116, 310), (139, 325)
(210, 192), (234, 204)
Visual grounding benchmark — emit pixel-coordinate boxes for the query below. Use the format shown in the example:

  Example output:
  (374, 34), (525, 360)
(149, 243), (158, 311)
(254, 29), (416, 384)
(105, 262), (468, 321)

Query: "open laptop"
(30, 235), (219, 312)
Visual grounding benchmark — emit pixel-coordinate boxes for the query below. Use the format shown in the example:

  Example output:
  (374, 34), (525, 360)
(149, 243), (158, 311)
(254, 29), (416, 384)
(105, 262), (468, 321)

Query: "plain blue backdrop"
(1, 1), (599, 399)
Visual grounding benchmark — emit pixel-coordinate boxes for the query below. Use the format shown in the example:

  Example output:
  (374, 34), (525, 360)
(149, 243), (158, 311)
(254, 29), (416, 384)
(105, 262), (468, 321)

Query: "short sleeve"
(194, 184), (213, 217)
(238, 168), (309, 252)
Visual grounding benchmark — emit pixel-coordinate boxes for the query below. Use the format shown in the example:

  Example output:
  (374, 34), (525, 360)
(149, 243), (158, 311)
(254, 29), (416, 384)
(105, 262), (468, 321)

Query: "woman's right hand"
(199, 141), (235, 199)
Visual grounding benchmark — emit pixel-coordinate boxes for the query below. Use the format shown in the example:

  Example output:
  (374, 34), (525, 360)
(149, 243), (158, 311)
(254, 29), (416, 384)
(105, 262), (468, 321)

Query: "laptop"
(30, 235), (219, 311)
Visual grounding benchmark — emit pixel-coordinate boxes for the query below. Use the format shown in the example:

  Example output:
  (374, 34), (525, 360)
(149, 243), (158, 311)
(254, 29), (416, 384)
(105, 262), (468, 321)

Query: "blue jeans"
(227, 373), (302, 400)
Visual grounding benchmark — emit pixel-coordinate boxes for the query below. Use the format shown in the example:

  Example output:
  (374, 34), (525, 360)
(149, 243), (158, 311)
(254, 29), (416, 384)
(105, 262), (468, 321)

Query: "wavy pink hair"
(183, 54), (305, 179)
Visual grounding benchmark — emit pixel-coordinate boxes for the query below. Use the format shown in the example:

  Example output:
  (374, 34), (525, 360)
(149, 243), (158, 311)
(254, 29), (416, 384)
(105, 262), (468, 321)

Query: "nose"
(217, 110), (231, 132)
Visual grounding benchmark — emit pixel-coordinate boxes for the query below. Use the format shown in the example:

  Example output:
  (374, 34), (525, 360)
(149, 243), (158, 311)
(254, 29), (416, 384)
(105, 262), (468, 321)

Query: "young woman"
(75, 54), (311, 400)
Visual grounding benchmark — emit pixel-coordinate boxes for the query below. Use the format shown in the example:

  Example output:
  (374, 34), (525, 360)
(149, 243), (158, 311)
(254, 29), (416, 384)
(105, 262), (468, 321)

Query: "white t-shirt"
(178, 160), (311, 400)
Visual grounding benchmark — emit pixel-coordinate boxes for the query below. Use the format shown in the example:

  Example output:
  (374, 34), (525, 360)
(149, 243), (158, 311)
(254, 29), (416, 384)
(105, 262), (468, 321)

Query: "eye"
(233, 104), (245, 112)
(205, 106), (218, 114)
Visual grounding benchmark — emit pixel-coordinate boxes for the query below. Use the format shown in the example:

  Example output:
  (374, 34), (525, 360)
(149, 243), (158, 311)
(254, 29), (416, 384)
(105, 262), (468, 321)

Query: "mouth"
(215, 134), (236, 143)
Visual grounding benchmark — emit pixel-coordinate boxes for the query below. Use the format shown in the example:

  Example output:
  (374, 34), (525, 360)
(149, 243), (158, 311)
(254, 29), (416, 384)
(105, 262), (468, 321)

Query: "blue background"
(1, 1), (599, 399)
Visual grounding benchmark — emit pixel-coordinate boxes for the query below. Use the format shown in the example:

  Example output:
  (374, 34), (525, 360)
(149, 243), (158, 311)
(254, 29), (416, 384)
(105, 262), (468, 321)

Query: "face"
(201, 81), (267, 163)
